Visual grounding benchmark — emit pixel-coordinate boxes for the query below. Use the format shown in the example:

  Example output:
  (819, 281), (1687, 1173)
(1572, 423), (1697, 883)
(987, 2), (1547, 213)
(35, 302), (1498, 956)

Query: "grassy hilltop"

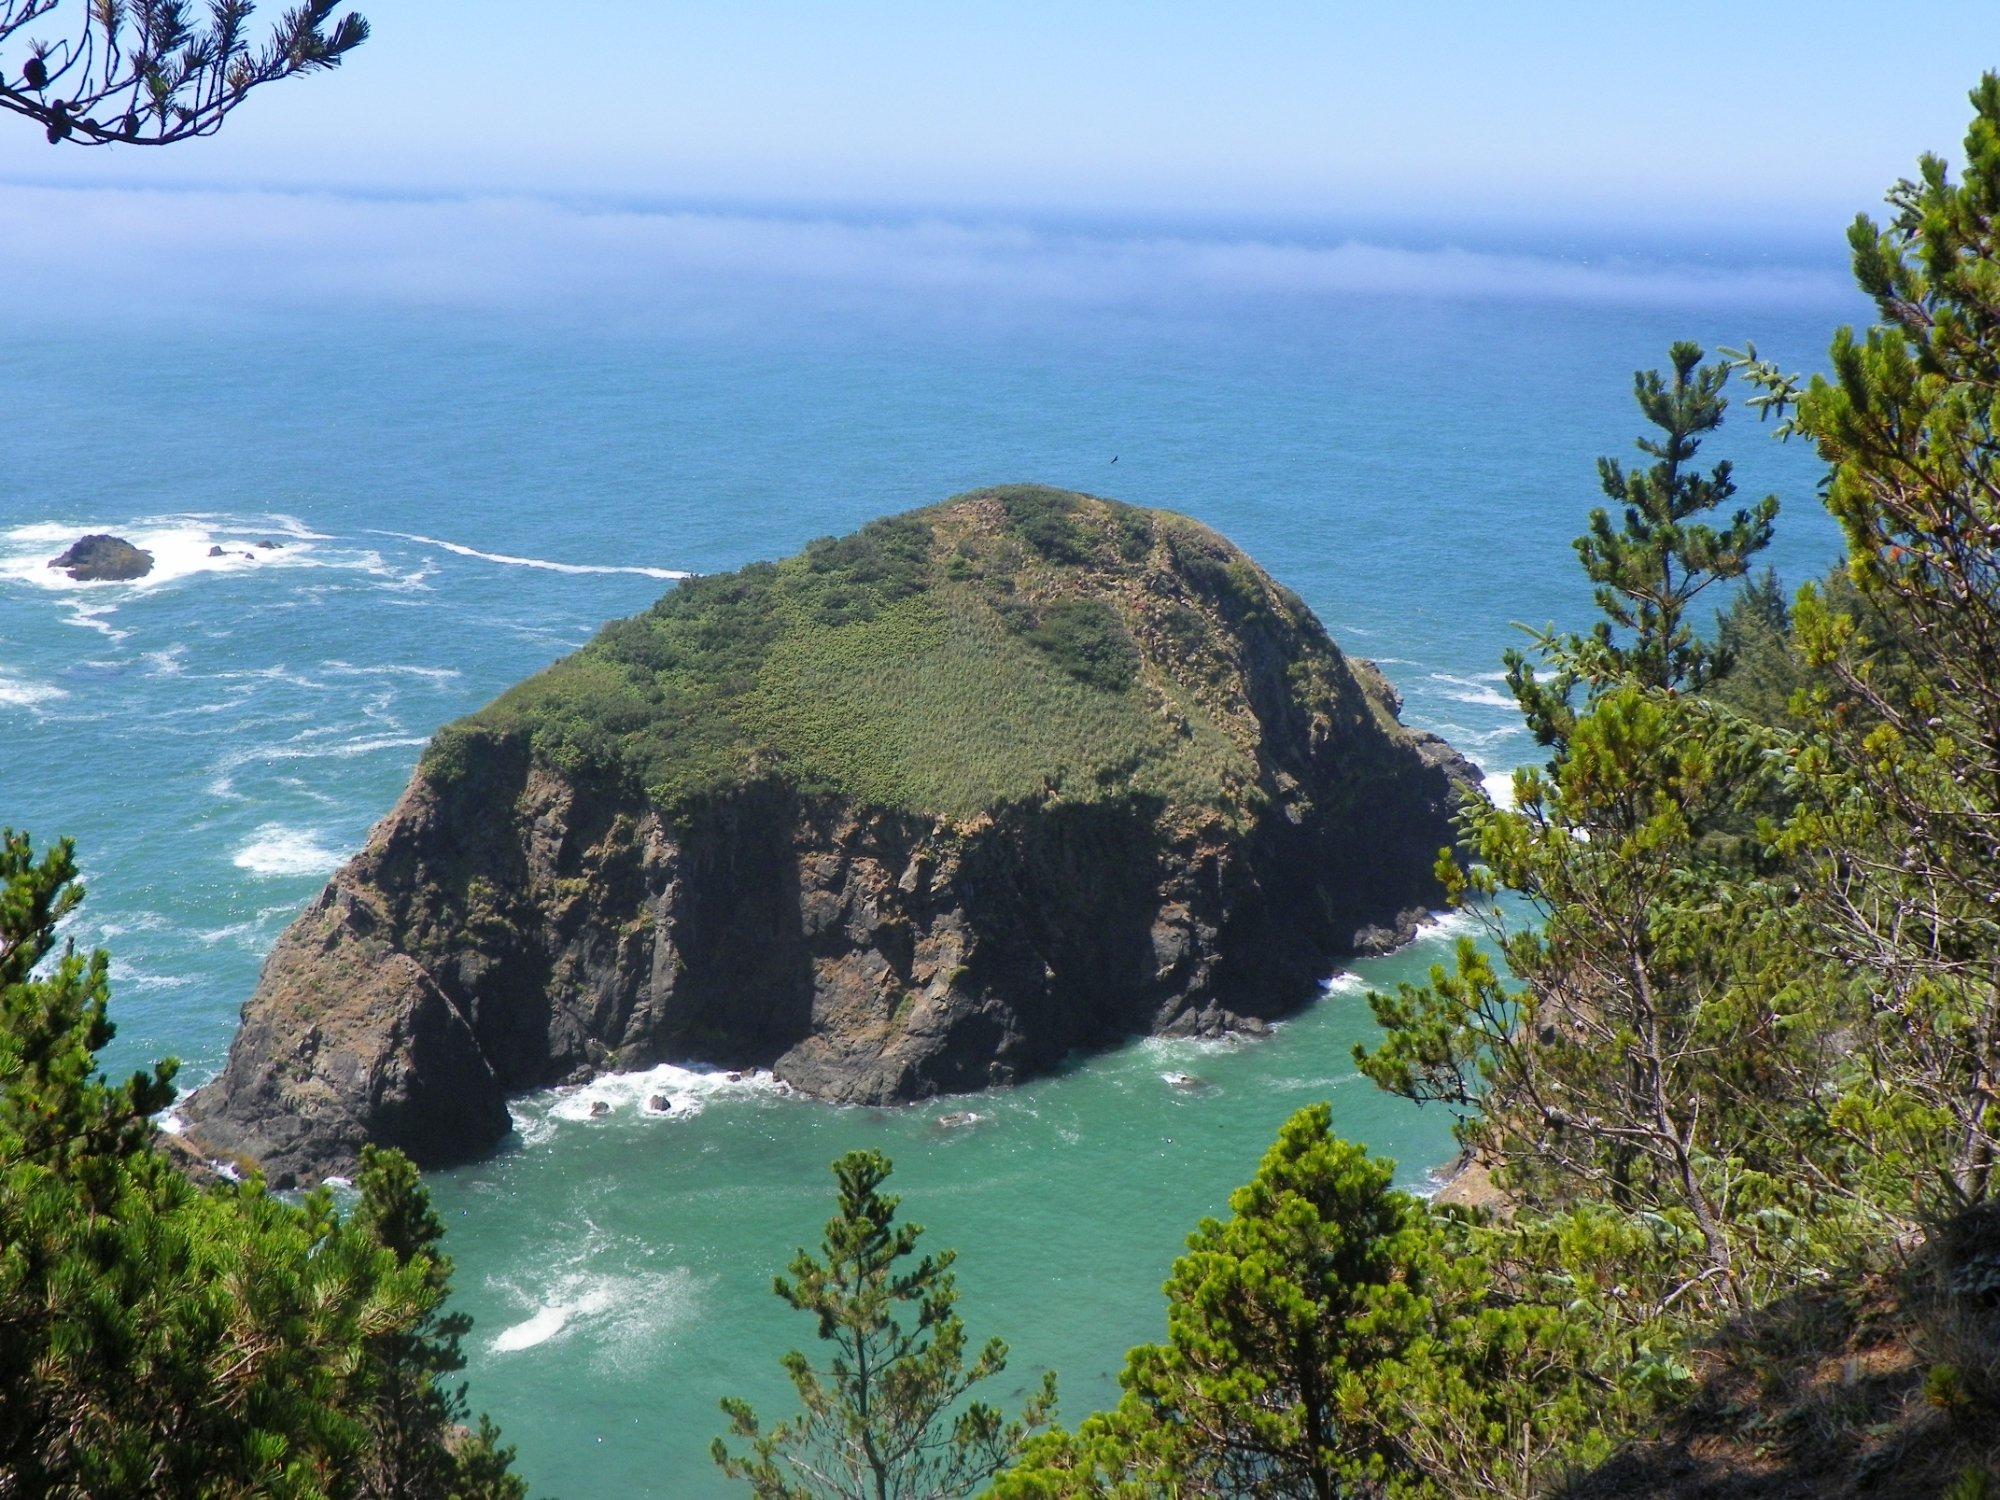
(431, 485), (1363, 822)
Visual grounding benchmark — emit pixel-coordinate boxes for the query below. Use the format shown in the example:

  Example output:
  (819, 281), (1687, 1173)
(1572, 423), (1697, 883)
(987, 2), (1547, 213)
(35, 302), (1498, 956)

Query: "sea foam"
(232, 825), (345, 878)
(0, 516), (319, 594)
(0, 672), (65, 710)
(487, 1242), (704, 1373)
(375, 530), (690, 581)
(508, 1063), (787, 1145)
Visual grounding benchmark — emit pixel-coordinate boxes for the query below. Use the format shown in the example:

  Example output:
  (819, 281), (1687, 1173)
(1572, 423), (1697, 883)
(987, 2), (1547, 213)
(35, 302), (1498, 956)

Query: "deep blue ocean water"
(0, 214), (1854, 1494)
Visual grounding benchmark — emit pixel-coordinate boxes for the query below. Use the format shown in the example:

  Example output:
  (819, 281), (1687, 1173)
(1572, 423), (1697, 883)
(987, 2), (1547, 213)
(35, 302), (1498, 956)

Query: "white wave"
(1, 516), (315, 594)
(1414, 907), (1484, 944)
(320, 659), (461, 685)
(232, 825), (345, 878)
(487, 1253), (702, 1372)
(493, 1300), (589, 1354)
(374, 530), (690, 581)
(1135, 1032), (1246, 1068)
(209, 732), (428, 798)
(63, 601), (128, 640)
(1428, 672), (1515, 709)
(1481, 768), (1518, 810)
(0, 672), (65, 710)
(1323, 970), (1368, 996)
(514, 1062), (788, 1135)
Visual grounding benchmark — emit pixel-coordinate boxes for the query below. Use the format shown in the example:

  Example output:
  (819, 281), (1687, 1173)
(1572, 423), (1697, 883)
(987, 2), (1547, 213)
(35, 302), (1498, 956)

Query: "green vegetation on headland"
(426, 486), (1329, 822)
(12, 70), (2000, 1500)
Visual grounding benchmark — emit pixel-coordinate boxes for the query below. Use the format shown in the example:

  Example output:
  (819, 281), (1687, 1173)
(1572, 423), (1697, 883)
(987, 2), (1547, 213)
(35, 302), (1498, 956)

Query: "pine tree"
(1357, 343), (1804, 1314)
(994, 1107), (1604, 1499)
(0, 828), (525, 1497)
(714, 1150), (1055, 1500)
(1733, 73), (2000, 1211)
(0, 1), (367, 146)
(353, 1145), (525, 1500)
(1510, 343), (1779, 749)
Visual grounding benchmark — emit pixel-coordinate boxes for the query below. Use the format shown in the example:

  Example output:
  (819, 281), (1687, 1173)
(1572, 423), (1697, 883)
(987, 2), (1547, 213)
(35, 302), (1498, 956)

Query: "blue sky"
(0, 1), (1992, 240)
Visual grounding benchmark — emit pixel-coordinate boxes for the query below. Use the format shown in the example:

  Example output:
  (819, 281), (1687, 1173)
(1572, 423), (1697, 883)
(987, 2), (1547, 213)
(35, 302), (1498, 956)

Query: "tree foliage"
(994, 1107), (1607, 1499)
(0, 829), (522, 1498)
(715, 1150), (1055, 1500)
(1732, 73), (2000, 1214)
(1509, 343), (1778, 750)
(0, 0), (366, 146)
(1357, 344), (1799, 1314)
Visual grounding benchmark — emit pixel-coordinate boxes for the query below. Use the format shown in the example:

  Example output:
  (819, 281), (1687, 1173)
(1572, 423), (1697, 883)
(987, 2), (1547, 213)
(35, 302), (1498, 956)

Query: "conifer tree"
(1732, 73), (2000, 1211)
(714, 1150), (1054, 1500)
(0, 1), (367, 146)
(1358, 346), (1801, 1314)
(0, 828), (524, 1498)
(1509, 343), (1778, 749)
(994, 1107), (1603, 1499)
(352, 1146), (527, 1500)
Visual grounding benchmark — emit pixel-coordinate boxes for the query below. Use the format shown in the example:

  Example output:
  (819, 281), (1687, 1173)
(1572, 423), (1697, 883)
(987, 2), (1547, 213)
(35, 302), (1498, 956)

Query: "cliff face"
(184, 487), (1476, 1185)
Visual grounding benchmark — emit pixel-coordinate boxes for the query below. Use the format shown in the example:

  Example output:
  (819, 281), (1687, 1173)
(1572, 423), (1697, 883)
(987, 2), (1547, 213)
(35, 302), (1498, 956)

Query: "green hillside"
(428, 486), (1352, 822)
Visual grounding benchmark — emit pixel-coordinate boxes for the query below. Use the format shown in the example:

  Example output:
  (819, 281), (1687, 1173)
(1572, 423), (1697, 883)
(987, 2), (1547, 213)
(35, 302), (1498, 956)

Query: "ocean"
(0, 197), (1853, 1495)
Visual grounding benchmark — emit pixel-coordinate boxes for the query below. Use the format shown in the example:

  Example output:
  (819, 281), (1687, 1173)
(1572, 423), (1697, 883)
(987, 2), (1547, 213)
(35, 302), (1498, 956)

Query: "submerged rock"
(184, 486), (1478, 1185)
(47, 533), (153, 582)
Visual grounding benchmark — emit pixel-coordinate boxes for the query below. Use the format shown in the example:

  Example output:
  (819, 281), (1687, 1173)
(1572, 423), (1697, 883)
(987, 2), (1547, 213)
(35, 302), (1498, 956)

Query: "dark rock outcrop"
(48, 533), (153, 581)
(184, 488), (1479, 1185)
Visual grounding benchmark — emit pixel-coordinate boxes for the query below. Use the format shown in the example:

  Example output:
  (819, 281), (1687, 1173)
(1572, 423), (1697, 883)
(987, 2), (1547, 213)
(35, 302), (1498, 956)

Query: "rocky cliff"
(183, 487), (1477, 1184)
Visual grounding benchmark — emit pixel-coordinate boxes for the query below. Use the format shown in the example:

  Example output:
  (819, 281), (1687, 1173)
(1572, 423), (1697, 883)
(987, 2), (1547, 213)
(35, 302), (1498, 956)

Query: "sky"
(0, 2), (1993, 245)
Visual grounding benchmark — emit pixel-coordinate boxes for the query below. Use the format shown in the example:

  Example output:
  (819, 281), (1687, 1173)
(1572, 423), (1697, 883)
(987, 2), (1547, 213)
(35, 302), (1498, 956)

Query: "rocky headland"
(183, 487), (1477, 1184)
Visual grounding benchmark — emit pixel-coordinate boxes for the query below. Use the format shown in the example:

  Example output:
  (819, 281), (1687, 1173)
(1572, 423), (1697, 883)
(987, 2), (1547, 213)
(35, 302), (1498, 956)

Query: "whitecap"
(2, 517), (301, 594)
(320, 659), (460, 685)
(1135, 1032), (1245, 1066)
(487, 1254), (703, 1373)
(1323, 970), (1368, 996)
(1414, 907), (1484, 943)
(493, 1300), (586, 1353)
(375, 529), (690, 581)
(63, 601), (128, 640)
(1428, 672), (1515, 709)
(520, 1062), (788, 1132)
(0, 672), (65, 710)
(232, 825), (345, 878)
(1480, 768), (1518, 810)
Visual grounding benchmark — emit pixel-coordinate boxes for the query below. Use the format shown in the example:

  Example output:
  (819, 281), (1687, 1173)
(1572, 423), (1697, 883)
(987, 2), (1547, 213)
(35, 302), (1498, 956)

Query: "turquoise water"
(0, 235), (1850, 1494)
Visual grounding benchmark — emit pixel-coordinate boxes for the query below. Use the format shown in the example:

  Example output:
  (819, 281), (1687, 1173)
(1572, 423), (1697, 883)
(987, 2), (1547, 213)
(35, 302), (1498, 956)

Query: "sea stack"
(47, 533), (154, 582)
(184, 486), (1477, 1184)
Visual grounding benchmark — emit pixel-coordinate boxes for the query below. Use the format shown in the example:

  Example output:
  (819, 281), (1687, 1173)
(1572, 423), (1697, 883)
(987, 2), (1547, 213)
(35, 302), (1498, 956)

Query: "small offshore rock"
(936, 1111), (980, 1128)
(47, 533), (153, 581)
(587, 1100), (610, 1118)
(646, 1094), (672, 1113)
(257, 539), (282, 549)
(208, 545), (227, 557)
